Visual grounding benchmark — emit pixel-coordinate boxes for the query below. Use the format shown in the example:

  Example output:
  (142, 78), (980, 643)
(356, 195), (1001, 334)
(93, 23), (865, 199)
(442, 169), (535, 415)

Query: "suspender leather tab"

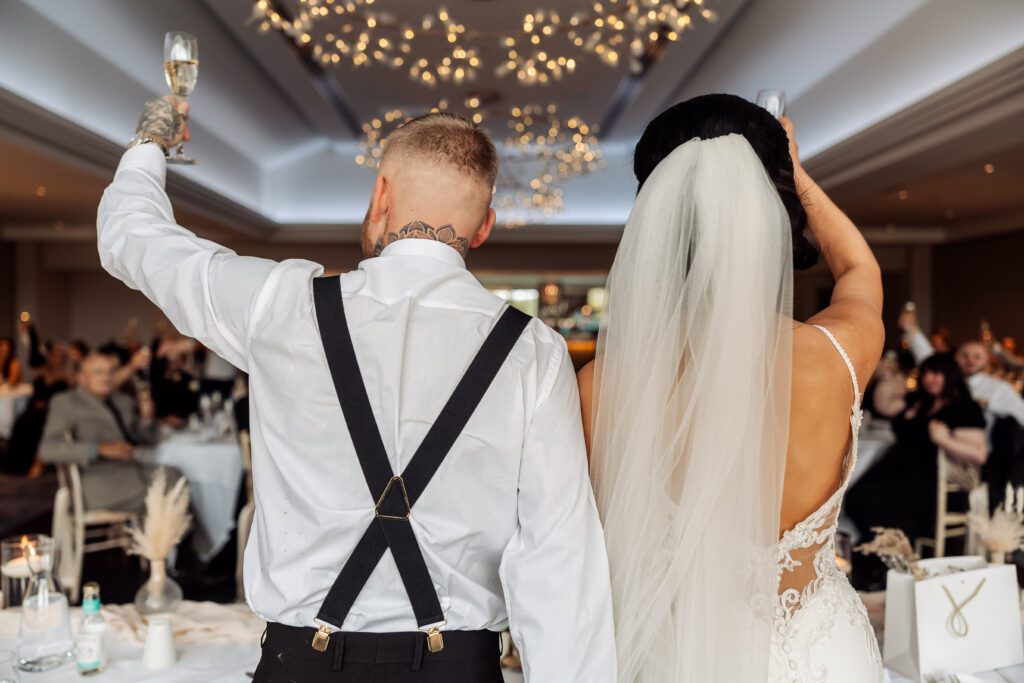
(310, 275), (530, 652)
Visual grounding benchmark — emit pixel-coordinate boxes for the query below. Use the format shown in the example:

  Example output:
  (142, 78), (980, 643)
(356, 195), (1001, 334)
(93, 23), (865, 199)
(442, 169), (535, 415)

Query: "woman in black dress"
(847, 353), (986, 589)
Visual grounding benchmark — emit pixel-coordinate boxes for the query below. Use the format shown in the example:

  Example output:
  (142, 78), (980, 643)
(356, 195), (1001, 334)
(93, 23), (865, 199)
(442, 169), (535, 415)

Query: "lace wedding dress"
(769, 325), (883, 682)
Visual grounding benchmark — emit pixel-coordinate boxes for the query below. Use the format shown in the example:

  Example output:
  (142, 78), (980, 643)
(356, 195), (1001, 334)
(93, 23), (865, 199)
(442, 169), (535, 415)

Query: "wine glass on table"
(163, 31), (198, 164)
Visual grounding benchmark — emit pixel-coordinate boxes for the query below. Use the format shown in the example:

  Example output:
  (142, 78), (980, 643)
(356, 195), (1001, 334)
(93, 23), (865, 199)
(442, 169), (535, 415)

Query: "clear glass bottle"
(76, 582), (106, 675)
(16, 535), (74, 672)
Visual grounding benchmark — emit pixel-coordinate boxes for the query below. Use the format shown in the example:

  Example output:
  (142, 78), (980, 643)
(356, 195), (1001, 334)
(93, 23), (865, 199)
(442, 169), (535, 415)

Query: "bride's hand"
(780, 116), (811, 193)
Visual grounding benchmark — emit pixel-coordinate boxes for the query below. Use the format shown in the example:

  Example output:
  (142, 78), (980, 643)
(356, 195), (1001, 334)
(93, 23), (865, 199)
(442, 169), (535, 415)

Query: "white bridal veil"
(590, 133), (794, 681)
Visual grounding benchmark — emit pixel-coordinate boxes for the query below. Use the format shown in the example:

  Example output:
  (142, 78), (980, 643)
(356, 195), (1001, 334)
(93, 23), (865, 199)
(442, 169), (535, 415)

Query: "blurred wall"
(933, 231), (1024, 342)
(2, 230), (1018, 352)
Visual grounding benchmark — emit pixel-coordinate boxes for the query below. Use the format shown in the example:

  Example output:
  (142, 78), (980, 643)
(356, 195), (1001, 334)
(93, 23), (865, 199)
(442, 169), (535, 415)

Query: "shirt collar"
(377, 238), (466, 269)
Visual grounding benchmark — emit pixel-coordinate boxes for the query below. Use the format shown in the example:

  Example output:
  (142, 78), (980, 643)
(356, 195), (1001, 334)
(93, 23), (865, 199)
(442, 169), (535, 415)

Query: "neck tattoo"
(373, 220), (470, 258)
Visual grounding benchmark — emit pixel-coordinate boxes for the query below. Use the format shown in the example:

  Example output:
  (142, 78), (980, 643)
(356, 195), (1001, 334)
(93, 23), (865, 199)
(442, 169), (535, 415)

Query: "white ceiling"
(1, 0), (1022, 239)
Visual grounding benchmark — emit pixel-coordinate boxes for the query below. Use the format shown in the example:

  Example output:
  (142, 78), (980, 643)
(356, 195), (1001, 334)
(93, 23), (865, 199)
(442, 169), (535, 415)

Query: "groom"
(96, 97), (614, 682)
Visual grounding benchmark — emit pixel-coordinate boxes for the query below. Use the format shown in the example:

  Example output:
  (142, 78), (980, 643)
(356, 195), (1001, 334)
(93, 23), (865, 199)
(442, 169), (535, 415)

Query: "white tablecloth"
(0, 601), (262, 682)
(0, 384), (31, 440)
(142, 430), (243, 562)
(0, 602), (523, 682)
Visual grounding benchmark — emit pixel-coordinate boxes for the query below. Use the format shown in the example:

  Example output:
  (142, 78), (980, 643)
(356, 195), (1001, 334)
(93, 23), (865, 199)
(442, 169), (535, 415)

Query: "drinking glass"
(756, 89), (786, 119)
(0, 650), (19, 683)
(13, 536), (73, 672)
(163, 31), (199, 164)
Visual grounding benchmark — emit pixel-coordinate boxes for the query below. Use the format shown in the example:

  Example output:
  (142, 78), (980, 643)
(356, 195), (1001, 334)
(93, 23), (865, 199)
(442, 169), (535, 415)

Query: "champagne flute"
(163, 31), (198, 165)
(756, 89), (786, 119)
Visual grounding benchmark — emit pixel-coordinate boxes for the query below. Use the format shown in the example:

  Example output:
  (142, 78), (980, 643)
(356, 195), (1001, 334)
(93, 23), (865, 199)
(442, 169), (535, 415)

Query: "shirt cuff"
(119, 142), (167, 184)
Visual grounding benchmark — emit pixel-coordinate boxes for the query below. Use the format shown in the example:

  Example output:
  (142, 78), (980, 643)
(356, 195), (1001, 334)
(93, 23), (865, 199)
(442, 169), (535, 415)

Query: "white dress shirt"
(907, 329), (1024, 428)
(97, 144), (615, 682)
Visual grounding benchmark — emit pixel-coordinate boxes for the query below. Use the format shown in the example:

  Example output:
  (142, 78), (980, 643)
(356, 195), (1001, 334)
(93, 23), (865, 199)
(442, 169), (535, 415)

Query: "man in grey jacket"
(39, 352), (170, 512)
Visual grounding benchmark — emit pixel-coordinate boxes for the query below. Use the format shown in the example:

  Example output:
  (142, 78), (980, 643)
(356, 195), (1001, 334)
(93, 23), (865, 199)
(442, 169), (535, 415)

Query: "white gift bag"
(884, 556), (1024, 681)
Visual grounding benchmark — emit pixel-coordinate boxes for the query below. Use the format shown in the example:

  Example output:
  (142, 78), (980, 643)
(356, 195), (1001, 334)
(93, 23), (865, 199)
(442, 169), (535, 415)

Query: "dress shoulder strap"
(811, 324), (861, 407)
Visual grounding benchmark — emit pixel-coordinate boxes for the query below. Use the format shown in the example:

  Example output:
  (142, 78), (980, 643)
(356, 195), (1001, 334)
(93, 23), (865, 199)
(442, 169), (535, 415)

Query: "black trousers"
(254, 623), (505, 683)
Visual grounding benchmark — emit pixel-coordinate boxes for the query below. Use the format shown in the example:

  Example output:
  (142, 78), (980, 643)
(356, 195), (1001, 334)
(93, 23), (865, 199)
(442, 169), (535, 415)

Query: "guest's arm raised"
(96, 97), (304, 373)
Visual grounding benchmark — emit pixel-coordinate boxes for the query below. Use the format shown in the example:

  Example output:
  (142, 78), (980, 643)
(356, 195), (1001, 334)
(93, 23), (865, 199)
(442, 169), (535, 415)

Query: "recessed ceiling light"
(984, 163), (995, 174)
(897, 190), (909, 200)
(35, 186), (46, 197)
(944, 209), (955, 220)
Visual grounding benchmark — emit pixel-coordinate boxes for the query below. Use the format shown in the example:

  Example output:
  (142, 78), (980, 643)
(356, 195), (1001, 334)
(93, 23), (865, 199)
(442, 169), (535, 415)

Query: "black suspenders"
(310, 275), (530, 654)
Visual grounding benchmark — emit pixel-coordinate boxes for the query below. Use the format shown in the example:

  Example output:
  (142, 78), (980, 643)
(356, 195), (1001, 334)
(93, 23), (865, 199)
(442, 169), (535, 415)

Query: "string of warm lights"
(248, 0), (715, 86)
(356, 102), (605, 226)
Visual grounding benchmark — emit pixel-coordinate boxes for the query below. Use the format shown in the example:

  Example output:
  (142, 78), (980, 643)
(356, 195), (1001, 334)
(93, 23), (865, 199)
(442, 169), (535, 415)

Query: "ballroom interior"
(1, 1), (1023, 681)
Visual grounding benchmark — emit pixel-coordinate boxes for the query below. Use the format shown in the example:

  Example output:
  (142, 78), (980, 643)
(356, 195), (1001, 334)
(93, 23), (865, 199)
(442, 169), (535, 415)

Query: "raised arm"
(784, 117), (885, 378)
(97, 97), (280, 372)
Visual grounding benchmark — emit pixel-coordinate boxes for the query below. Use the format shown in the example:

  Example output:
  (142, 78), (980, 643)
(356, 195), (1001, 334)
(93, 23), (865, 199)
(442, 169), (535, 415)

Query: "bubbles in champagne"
(165, 60), (198, 98)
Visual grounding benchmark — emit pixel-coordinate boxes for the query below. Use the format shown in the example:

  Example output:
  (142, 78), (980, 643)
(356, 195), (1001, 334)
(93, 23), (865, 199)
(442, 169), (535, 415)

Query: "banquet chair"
(52, 463), (137, 603)
(914, 449), (976, 559)
(235, 429), (254, 601)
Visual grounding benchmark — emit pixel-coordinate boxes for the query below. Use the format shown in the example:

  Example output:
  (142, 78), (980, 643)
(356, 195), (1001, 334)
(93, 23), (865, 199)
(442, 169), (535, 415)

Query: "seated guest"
(846, 354), (986, 589)
(38, 352), (177, 513)
(901, 311), (1024, 428)
(0, 336), (21, 386)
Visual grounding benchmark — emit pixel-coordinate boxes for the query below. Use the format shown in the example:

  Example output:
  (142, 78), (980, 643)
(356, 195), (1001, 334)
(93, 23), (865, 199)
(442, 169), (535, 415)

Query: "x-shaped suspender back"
(310, 275), (531, 653)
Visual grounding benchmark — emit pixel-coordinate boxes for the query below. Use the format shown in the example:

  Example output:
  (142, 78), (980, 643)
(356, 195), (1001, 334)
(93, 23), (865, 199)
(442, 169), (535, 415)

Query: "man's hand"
(97, 441), (135, 461)
(134, 96), (190, 152)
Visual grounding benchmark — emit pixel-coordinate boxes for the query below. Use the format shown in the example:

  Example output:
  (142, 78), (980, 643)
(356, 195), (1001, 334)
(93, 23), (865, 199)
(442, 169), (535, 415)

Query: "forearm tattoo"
(373, 221), (470, 257)
(135, 98), (183, 146)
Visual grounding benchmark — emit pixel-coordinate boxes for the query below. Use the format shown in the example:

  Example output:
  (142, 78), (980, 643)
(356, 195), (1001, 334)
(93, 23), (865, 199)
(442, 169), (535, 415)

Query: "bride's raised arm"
(784, 117), (885, 378)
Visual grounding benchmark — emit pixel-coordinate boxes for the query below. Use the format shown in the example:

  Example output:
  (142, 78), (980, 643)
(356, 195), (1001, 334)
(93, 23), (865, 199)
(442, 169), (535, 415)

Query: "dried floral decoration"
(970, 484), (1024, 560)
(855, 527), (929, 580)
(128, 468), (192, 562)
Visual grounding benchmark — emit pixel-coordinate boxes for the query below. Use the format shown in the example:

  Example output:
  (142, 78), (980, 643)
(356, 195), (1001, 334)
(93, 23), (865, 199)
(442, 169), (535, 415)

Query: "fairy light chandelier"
(249, 0), (716, 86)
(356, 102), (605, 225)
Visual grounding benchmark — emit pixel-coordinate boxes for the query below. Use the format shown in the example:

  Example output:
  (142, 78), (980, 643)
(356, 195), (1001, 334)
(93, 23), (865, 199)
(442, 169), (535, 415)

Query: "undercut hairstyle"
(380, 112), (499, 191)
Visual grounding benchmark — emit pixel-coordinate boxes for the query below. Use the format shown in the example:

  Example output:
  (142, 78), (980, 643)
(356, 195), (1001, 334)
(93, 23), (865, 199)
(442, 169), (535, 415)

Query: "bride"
(579, 94), (885, 681)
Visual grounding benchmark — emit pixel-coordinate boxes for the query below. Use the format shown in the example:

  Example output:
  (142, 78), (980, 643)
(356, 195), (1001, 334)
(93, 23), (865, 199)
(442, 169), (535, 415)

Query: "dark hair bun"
(634, 93), (819, 271)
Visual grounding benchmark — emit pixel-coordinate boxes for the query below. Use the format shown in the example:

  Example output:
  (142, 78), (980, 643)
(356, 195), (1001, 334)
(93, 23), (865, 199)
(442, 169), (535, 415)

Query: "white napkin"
(100, 601), (265, 645)
(0, 601), (265, 644)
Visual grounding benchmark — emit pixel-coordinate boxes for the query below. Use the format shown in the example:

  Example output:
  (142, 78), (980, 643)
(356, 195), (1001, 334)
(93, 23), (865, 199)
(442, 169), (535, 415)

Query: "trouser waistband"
(263, 623), (501, 669)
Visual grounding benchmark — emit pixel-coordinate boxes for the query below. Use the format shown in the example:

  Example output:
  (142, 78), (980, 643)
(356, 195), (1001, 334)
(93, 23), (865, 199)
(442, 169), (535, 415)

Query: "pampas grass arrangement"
(131, 468), (191, 616)
(969, 484), (1024, 564)
(856, 527), (929, 580)
(129, 468), (192, 562)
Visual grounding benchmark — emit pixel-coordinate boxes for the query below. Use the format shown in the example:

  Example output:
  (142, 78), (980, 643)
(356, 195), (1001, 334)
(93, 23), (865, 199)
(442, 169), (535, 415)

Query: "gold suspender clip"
(311, 623), (333, 652)
(421, 619), (447, 654)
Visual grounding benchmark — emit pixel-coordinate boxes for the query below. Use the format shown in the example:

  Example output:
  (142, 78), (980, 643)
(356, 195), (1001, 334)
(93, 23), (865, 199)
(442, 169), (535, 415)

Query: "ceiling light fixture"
(249, 0), (715, 87)
(984, 163), (995, 174)
(35, 186), (46, 197)
(897, 190), (909, 200)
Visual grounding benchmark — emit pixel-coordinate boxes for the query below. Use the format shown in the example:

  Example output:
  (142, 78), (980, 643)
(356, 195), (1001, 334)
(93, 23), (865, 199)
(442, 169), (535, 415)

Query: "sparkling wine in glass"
(163, 31), (198, 165)
(756, 89), (786, 120)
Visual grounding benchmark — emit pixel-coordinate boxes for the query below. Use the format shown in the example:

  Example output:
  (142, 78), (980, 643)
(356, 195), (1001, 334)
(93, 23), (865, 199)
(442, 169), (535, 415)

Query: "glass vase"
(133, 560), (182, 616)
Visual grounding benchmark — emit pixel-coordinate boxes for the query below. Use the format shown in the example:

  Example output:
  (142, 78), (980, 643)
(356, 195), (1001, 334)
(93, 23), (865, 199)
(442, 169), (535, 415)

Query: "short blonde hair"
(380, 113), (498, 191)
